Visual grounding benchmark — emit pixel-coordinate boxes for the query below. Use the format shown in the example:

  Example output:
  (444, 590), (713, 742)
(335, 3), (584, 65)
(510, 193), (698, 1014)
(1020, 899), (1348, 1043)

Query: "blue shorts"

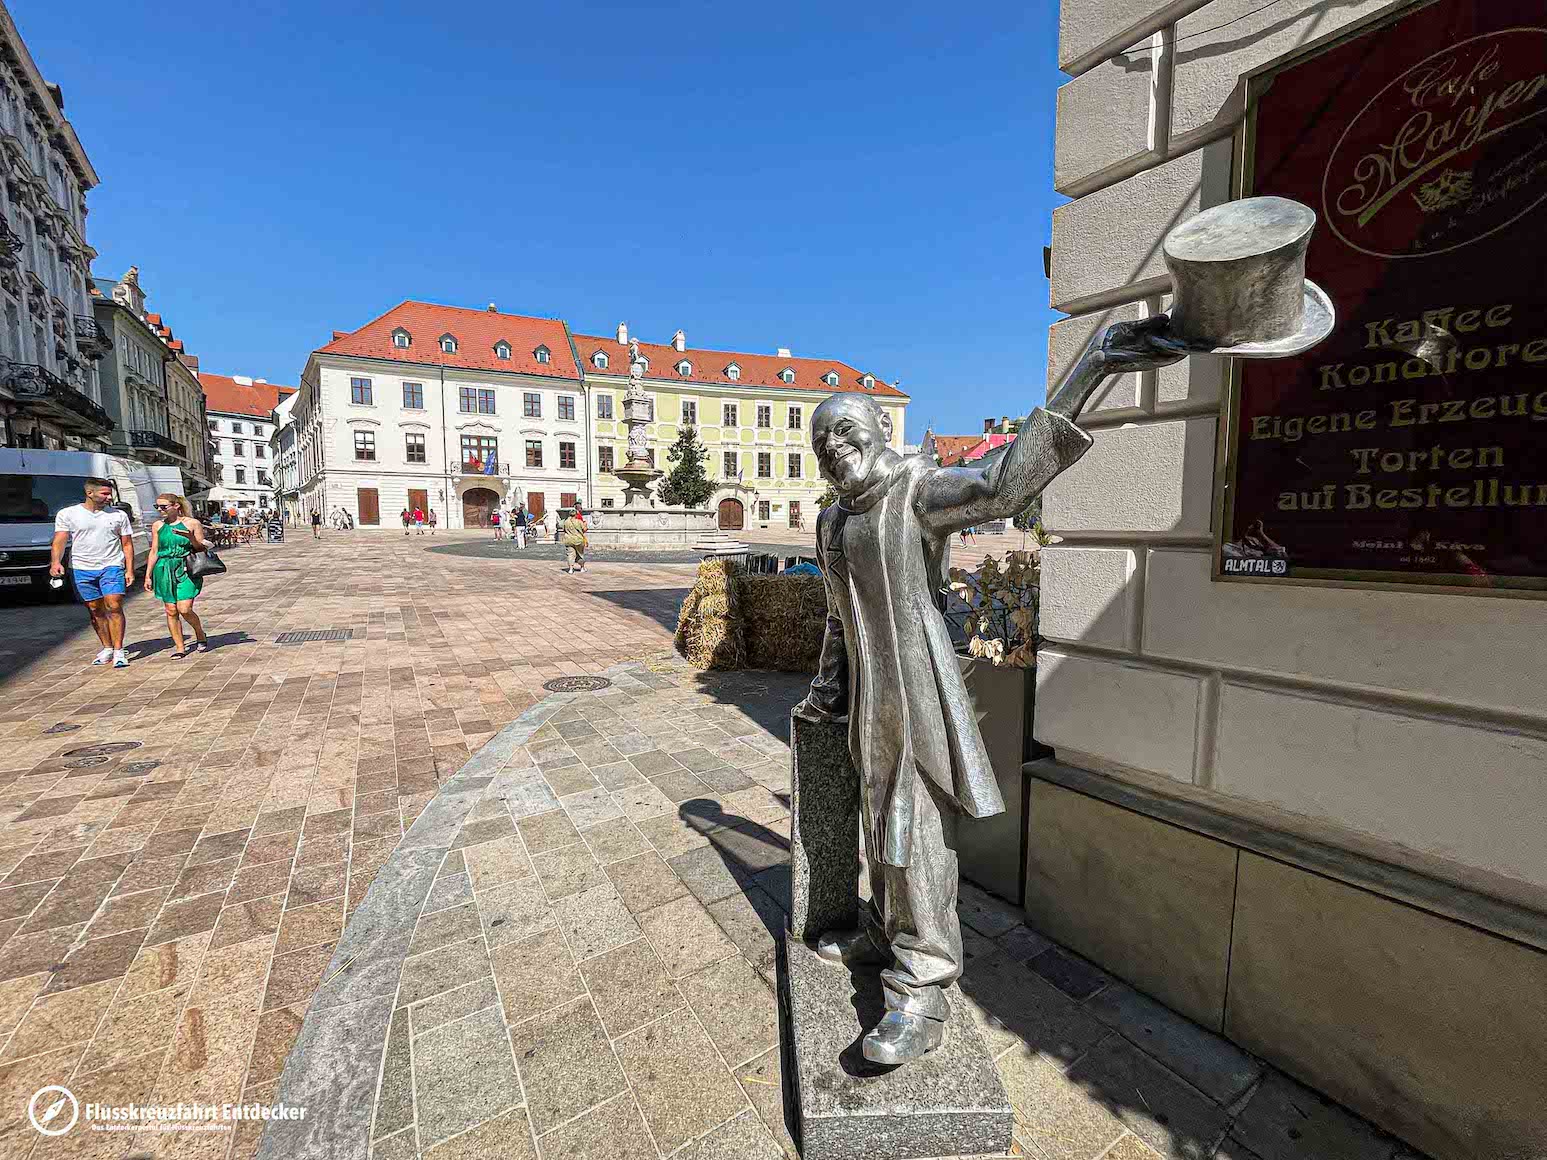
(73, 565), (126, 602)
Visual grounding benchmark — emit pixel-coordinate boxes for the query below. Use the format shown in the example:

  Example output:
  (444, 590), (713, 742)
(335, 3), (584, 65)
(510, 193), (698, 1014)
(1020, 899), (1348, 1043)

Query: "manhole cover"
(119, 760), (160, 775)
(62, 741), (142, 758)
(275, 629), (357, 645)
(67, 755), (112, 769)
(543, 676), (613, 693)
(43, 723), (81, 735)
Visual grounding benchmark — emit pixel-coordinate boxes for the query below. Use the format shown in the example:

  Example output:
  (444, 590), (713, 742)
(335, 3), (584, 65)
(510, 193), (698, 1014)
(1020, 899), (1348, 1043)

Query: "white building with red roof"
(196, 371), (296, 514)
(292, 301), (586, 528)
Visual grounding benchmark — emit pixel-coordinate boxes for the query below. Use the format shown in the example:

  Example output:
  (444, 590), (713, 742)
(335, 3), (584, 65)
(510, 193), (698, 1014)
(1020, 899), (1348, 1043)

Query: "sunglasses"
(154, 504), (178, 510)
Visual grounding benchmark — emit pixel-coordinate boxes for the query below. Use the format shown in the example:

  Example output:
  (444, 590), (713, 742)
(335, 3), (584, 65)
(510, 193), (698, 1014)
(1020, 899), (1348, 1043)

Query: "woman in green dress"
(143, 493), (211, 658)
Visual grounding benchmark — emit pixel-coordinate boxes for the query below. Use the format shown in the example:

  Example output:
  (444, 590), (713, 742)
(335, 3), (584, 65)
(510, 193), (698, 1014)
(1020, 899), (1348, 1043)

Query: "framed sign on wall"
(1215, 0), (1547, 597)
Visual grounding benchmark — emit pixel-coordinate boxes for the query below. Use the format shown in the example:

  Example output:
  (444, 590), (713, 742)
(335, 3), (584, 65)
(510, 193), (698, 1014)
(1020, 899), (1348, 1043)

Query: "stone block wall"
(1033, 5), (1547, 1157)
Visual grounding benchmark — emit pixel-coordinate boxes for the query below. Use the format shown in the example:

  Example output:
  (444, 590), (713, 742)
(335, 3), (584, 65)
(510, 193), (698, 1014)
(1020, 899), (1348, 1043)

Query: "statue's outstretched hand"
(1098, 315), (1191, 372)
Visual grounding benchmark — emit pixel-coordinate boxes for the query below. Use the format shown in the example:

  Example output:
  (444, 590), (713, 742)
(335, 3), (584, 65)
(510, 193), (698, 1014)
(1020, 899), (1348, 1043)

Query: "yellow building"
(573, 324), (907, 530)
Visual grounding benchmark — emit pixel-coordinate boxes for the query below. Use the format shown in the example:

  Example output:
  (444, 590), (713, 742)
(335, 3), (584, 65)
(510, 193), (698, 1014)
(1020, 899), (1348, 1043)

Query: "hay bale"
(674, 559), (746, 670)
(736, 573), (826, 672)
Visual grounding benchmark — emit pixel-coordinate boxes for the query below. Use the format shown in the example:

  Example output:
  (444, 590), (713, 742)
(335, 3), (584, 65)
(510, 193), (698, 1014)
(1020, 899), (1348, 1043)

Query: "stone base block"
(782, 938), (1013, 1160)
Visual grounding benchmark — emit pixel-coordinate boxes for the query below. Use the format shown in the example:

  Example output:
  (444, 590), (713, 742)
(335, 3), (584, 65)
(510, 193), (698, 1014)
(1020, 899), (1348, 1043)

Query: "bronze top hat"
(1161, 196), (1334, 359)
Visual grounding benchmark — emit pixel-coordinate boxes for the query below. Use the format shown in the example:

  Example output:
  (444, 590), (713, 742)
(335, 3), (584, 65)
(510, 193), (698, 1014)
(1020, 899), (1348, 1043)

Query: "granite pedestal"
(783, 712), (1014, 1160)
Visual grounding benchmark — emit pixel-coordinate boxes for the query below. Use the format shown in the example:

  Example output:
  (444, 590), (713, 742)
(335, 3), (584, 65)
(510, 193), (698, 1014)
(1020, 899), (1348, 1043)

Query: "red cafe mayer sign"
(1217, 0), (1547, 595)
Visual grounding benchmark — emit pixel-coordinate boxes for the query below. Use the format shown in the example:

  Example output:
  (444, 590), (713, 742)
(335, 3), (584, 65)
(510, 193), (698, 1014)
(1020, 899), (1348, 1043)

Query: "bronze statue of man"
(796, 317), (1188, 1064)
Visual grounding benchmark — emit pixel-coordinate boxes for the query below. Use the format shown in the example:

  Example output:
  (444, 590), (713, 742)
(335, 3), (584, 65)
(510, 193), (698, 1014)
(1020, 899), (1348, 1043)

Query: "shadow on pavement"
(589, 588), (694, 634)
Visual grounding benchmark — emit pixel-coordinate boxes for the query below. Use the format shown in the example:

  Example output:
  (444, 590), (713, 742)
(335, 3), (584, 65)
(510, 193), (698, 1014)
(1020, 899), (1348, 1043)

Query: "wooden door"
(717, 498), (743, 530)
(357, 488), (380, 526)
(407, 488), (428, 515)
(527, 492), (546, 520)
(788, 501), (802, 529)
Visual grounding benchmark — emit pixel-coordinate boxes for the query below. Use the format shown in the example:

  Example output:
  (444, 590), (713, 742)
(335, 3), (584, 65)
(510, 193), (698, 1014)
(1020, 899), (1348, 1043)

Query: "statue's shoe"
(815, 929), (886, 967)
(862, 1011), (945, 1065)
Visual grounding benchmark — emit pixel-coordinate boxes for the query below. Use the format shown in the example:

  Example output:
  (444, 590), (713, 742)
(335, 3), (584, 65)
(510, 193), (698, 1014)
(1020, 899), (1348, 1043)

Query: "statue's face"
(812, 397), (884, 495)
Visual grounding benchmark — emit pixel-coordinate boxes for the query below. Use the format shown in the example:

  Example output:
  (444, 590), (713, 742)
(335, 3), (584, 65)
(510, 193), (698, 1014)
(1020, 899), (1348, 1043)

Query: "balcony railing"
(129, 429), (187, 458)
(73, 314), (109, 358)
(1, 362), (113, 435)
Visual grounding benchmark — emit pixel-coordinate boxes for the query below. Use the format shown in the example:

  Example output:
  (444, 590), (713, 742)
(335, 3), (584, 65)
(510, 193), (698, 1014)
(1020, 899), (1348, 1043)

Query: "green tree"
(659, 424), (715, 508)
(817, 484), (839, 511)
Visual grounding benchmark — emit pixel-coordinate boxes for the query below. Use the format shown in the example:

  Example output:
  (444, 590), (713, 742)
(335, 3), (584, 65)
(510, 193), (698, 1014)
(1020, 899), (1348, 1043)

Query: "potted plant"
(944, 529), (1059, 904)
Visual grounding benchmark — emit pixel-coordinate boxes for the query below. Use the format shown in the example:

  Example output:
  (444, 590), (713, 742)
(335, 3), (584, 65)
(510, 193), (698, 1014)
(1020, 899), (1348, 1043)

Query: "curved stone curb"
(255, 658), (665, 1160)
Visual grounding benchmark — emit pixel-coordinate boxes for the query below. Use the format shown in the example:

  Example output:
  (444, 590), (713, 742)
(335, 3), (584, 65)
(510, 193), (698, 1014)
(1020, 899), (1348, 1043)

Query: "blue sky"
(21, 0), (1065, 442)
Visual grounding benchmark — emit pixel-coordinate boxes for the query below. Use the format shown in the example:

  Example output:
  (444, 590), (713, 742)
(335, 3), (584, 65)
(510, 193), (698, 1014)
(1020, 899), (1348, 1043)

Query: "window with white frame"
(592, 351), (608, 369)
(535, 345), (550, 364)
(722, 402), (737, 427)
(392, 329), (411, 348)
(725, 363), (740, 381)
(353, 430), (375, 460)
(723, 451), (738, 477)
(406, 432), (427, 463)
(780, 367), (795, 384)
(682, 401), (697, 424)
(787, 405), (802, 430)
(598, 445), (614, 472)
(558, 396), (575, 421)
(596, 394), (613, 419)
(440, 334), (458, 354)
(494, 341), (511, 360)
(559, 441), (576, 470)
(757, 452), (771, 478)
(403, 382), (424, 409)
(861, 374), (875, 389)
(523, 392), (541, 418)
(350, 377), (373, 405)
(823, 371), (840, 387)
(788, 453), (802, 479)
(677, 360), (691, 376)
(756, 404), (771, 429)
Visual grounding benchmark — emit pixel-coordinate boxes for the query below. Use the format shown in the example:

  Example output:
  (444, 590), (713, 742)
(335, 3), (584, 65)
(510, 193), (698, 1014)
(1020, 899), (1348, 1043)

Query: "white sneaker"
(91, 647), (113, 665)
(112, 650), (129, 668)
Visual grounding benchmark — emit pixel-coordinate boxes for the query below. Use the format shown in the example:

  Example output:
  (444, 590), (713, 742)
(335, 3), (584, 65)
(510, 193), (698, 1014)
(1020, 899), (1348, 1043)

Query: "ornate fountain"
(614, 341), (665, 508)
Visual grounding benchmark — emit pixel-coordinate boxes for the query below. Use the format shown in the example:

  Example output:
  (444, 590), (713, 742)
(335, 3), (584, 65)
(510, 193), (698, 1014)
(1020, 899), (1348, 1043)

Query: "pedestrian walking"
(490, 508), (503, 540)
(311, 510), (322, 539)
(511, 505), (526, 550)
(427, 509), (437, 535)
(413, 507), (426, 535)
(401, 508), (412, 536)
(144, 493), (211, 658)
(960, 526), (977, 545)
(561, 506), (588, 573)
(49, 477), (136, 669)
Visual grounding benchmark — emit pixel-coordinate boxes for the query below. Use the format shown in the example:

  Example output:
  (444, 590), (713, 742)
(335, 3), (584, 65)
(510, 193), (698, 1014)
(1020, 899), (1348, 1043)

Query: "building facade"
(196, 372), (294, 514)
(90, 266), (212, 496)
(293, 302), (586, 528)
(269, 389), (299, 521)
(575, 324), (907, 530)
(1035, 3), (1545, 1158)
(0, 4), (111, 451)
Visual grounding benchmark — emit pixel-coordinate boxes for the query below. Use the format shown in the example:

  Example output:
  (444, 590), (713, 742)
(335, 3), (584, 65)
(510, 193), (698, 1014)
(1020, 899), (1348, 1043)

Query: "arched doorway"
(718, 497), (744, 530)
(462, 487), (499, 528)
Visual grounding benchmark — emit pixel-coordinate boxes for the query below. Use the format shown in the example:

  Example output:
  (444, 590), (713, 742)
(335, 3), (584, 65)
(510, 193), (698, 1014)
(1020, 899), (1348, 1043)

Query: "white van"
(0, 449), (167, 596)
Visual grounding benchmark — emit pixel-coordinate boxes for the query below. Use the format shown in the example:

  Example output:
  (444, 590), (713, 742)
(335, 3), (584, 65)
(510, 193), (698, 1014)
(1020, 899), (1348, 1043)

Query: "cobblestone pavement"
(0, 530), (1419, 1160)
(0, 530), (692, 1159)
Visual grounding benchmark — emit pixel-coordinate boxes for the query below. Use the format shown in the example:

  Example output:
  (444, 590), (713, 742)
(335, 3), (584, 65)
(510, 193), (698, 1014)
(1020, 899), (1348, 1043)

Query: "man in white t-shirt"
(49, 477), (136, 668)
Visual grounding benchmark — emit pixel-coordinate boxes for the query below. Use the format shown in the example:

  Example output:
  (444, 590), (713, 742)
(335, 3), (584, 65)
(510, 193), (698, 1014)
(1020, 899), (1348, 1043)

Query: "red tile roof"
(930, 435), (982, 465)
(198, 373), (297, 419)
(317, 301), (581, 380)
(572, 333), (905, 398)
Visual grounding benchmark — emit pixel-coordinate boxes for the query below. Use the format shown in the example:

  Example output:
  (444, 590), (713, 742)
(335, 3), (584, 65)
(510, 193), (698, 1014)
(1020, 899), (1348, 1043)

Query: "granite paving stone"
(1087, 982), (1263, 1105)
(668, 845), (753, 905)
(508, 995), (627, 1134)
(614, 1012), (750, 1154)
(397, 934), (494, 1006)
(413, 1005), (523, 1148)
(680, 1108), (787, 1160)
(638, 894), (739, 978)
(410, 976), (502, 1038)
(735, 1049), (799, 1159)
(604, 851), (690, 915)
(679, 953), (780, 1068)
(491, 926), (584, 1026)
(1067, 1032), (1230, 1159)
(552, 882), (641, 961)
(477, 875), (554, 949)
(579, 816), (652, 865)
(579, 937), (685, 1039)
(531, 844), (608, 901)
(533, 1090), (657, 1160)
(425, 1107), (539, 1159)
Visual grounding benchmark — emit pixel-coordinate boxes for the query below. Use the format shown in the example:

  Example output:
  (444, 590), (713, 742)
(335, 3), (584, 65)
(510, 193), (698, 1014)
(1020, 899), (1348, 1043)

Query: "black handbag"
(185, 548), (227, 580)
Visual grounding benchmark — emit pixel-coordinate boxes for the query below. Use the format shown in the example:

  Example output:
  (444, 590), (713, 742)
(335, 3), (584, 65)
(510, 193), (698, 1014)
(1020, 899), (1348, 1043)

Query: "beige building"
(1033, 3), (1546, 1159)
(576, 323), (906, 531)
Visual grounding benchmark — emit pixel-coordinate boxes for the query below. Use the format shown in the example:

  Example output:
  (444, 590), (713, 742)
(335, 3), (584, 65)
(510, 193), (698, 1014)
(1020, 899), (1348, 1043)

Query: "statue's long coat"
(805, 408), (1092, 867)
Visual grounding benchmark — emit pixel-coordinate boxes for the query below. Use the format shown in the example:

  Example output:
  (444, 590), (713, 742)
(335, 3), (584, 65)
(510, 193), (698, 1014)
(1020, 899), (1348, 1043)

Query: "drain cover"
(119, 760), (161, 775)
(63, 741), (142, 757)
(275, 629), (357, 644)
(66, 755), (112, 769)
(543, 675), (613, 693)
(43, 723), (81, 735)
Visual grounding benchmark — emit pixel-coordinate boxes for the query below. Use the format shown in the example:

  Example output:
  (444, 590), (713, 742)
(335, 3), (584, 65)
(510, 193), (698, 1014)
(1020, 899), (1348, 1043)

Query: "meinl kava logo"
(1322, 28), (1547, 259)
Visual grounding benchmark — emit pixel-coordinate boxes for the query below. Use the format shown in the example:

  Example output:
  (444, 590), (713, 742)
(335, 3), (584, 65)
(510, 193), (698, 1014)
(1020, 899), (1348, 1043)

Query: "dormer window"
(391, 328), (411, 349)
(495, 341), (512, 360)
(725, 363), (741, 381)
(676, 360), (692, 377)
(822, 371), (840, 387)
(533, 345), (550, 364)
(779, 367), (795, 384)
(592, 351), (609, 369)
(439, 334), (458, 354)
(861, 374), (875, 389)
